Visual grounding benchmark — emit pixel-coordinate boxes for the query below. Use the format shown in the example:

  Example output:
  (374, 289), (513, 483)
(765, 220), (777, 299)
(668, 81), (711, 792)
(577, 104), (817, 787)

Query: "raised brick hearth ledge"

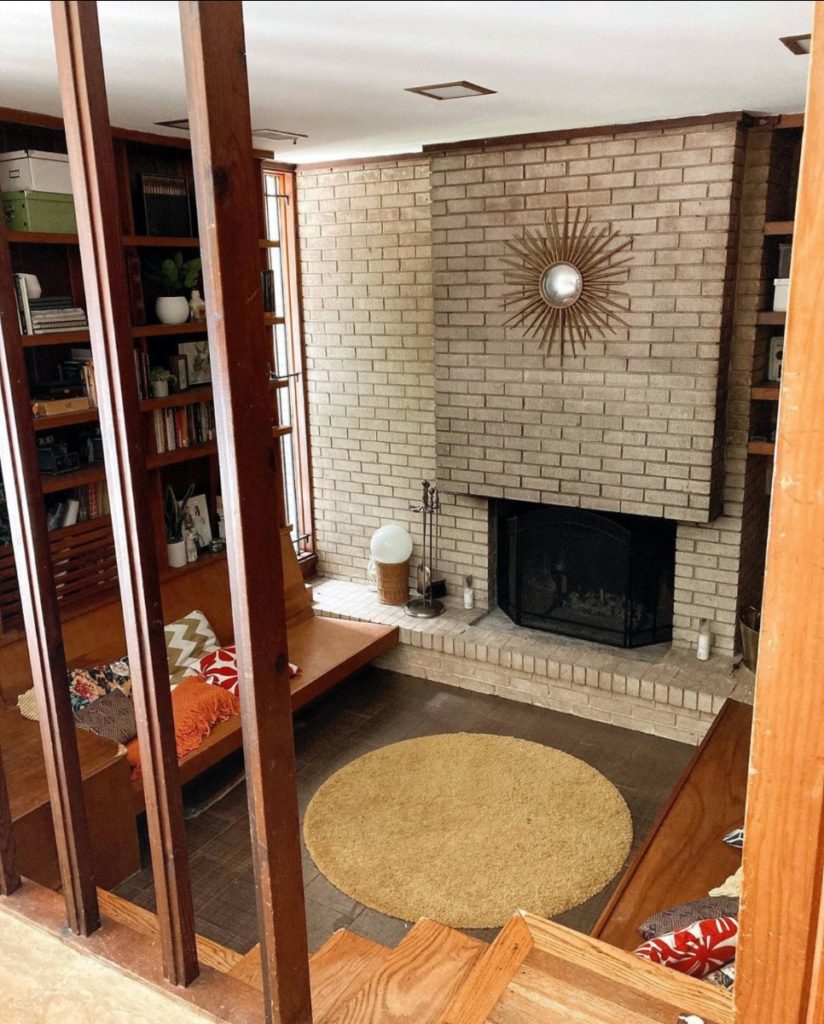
(310, 578), (755, 745)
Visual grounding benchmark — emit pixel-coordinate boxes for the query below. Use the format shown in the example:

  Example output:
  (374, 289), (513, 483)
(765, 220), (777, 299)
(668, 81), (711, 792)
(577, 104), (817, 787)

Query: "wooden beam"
(178, 4), (312, 1023)
(50, 1), (198, 986)
(0, 745), (19, 896)
(0, 227), (96, 930)
(735, 8), (824, 1024)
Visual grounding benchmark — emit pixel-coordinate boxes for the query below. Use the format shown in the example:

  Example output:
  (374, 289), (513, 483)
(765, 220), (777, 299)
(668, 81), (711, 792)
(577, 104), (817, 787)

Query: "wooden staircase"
(101, 890), (735, 1023)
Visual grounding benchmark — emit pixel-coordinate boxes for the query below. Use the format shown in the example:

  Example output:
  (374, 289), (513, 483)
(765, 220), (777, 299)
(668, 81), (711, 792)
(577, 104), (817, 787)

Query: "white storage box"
(0, 150), (72, 195)
(773, 277), (790, 313)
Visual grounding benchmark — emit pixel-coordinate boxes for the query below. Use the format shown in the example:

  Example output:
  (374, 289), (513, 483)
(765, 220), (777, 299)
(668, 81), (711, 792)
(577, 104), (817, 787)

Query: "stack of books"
(60, 348), (97, 407)
(153, 400), (216, 455)
(14, 276), (89, 335)
(44, 481), (109, 531)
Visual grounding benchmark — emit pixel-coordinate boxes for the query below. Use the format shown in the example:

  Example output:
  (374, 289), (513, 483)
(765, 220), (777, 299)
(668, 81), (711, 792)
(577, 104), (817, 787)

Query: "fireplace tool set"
(406, 480), (445, 618)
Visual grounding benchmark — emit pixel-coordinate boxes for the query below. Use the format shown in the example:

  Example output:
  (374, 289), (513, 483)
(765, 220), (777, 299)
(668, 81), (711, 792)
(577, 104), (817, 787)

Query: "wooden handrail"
(51, 0), (198, 986)
(180, 3), (313, 1022)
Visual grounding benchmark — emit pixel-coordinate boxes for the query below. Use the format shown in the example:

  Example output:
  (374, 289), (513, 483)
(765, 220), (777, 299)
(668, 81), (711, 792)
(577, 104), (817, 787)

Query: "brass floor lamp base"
(405, 597), (445, 618)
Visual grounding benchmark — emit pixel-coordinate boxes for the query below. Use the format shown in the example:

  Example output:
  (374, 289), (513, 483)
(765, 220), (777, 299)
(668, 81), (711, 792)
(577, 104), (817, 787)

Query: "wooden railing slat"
(51, 0), (198, 986)
(180, 3), (313, 1021)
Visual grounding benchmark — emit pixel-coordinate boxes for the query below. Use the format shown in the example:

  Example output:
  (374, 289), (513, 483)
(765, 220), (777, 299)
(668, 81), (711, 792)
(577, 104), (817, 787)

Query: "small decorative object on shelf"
(406, 481), (445, 618)
(767, 335), (784, 381)
(463, 574), (474, 610)
(188, 288), (206, 323)
(184, 524), (199, 564)
(144, 250), (202, 325)
(164, 482), (195, 569)
(150, 366), (175, 398)
(170, 353), (188, 391)
(184, 493), (212, 549)
(179, 339), (211, 384)
(502, 200), (632, 363)
(697, 618), (712, 661)
(370, 523), (413, 606)
(208, 538), (225, 554)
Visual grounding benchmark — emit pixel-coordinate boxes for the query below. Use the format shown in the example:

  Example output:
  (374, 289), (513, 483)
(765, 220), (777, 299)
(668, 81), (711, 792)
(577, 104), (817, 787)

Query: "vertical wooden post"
(735, 8), (824, 1024)
(179, 4), (312, 1022)
(50, 1), (198, 986)
(0, 231), (96, 930)
(0, 746), (19, 897)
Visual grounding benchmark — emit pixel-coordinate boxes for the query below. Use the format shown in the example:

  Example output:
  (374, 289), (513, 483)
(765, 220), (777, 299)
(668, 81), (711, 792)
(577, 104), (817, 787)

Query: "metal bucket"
(739, 606), (761, 672)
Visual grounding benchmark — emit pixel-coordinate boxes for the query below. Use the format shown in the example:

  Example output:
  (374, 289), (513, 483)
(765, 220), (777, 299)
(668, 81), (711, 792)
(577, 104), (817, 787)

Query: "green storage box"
(2, 189), (77, 233)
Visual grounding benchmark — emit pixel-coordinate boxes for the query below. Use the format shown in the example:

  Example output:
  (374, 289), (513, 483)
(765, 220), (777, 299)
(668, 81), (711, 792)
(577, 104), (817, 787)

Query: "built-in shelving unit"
(0, 107), (294, 628)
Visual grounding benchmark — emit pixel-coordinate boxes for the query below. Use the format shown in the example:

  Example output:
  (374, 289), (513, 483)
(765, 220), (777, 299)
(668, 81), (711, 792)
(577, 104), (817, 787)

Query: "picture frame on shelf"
(179, 339), (211, 385)
(184, 493), (213, 549)
(170, 353), (188, 391)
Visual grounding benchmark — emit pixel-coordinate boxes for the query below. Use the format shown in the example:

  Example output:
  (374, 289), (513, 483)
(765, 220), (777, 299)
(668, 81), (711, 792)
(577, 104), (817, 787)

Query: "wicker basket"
(376, 559), (409, 605)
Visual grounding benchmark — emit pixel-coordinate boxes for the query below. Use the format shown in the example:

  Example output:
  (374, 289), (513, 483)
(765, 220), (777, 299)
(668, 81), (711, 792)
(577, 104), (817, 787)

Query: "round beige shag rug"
(303, 732), (633, 929)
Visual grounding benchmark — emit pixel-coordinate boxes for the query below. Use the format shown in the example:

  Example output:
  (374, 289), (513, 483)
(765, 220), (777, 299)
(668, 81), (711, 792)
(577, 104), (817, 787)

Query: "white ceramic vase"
(167, 540), (187, 569)
(151, 379), (169, 398)
(155, 295), (190, 326)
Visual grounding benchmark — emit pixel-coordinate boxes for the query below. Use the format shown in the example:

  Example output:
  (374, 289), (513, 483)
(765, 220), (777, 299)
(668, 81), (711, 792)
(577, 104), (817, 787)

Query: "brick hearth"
(310, 578), (754, 745)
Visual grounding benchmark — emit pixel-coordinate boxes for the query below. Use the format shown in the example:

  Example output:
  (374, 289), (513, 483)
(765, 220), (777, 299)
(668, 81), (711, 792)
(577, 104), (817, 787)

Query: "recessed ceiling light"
(780, 34), (811, 55)
(253, 129), (308, 145)
(154, 118), (190, 131)
(405, 81), (496, 101)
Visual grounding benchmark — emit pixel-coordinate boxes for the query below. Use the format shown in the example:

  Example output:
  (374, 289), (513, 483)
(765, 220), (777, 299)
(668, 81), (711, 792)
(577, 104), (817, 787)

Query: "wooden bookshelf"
(140, 386), (213, 411)
(22, 330), (91, 347)
(41, 464), (106, 494)
(747, 440), (776, 456)
(6, 230), (79, 245)
(33, 408), (99, 431)
(764, 220), (795, 235)
(146, 442), (218, 469)
(756, 311), (786, 326)
(751, 383), (781, 401)
(122, 234), (200, 248)
(132, 322), (207, 337)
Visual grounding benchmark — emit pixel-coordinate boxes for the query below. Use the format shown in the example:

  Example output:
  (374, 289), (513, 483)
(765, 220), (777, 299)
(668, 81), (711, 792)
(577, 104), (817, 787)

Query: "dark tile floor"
(114, 667), (694, 954)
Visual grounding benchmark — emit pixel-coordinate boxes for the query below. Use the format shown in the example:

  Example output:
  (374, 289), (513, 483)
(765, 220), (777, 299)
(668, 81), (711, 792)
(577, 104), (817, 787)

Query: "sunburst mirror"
(502, 203), (633, 362)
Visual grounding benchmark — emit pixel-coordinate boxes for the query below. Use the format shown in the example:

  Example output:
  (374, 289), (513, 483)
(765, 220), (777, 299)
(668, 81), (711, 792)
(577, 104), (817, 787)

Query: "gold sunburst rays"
(502, 202), (633, 363)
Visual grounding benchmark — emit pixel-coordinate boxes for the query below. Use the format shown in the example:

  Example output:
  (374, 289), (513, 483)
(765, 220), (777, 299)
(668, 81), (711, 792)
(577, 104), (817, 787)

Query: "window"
(262, 168), (314, 566)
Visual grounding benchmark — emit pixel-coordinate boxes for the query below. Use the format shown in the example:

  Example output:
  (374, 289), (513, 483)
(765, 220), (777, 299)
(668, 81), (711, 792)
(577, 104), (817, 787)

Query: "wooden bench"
(0, 529), (398, 869)
(591, 698), (752, 950)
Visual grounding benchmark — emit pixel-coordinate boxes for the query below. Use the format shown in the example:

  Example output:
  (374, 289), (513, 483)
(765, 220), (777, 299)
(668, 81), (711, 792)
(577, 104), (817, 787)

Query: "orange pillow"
(126, 674), (239, 779)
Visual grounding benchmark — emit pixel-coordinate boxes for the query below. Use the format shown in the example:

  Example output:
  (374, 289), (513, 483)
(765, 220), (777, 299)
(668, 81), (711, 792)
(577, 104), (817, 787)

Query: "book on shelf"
(135, 348), (150, 400)
(60, 354), (98, 408)
(45, 483), (108, 531)
(12, 279), (89, 335)
(152, 399), (215, 455)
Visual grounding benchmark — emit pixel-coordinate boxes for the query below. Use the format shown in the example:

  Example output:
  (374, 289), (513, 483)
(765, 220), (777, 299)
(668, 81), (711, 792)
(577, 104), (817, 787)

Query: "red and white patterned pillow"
(193, 645), (300, 695)
(634, 916), (738, 979)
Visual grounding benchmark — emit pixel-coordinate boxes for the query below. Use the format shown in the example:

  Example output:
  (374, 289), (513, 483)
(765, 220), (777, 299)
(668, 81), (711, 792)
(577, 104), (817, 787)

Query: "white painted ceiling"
(0, 1), (813, 163)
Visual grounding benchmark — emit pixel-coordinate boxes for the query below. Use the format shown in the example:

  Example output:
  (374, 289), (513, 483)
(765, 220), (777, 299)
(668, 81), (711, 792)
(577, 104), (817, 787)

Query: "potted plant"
(150, 366), (176, 398)
(145, 251), (202, 326)
(164, 483), (195, 569)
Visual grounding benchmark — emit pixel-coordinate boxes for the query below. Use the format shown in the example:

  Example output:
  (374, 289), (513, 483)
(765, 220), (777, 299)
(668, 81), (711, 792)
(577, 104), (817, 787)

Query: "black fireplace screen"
(496, 503), (676, 648)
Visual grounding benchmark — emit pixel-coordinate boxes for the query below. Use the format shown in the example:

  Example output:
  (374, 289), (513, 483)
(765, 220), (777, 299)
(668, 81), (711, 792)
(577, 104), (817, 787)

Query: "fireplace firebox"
(496, 502), (676, 648)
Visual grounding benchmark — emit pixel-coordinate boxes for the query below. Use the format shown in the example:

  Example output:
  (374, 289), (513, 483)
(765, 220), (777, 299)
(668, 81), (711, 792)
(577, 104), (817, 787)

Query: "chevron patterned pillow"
(164, 609), (221, 686)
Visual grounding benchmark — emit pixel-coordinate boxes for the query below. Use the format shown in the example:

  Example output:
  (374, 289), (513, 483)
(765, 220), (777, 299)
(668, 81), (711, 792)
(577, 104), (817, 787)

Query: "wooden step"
(322, 919), (485, 1024)
(97, 889), (242, 973)
(229, 929), (391, 1022)
(437, 914), (534, 1024)
(485, 912), (733, 1024)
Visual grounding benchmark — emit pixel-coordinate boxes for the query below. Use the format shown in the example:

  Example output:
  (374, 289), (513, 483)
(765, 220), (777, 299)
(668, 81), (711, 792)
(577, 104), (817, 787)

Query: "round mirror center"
(540, 262), (583, 309)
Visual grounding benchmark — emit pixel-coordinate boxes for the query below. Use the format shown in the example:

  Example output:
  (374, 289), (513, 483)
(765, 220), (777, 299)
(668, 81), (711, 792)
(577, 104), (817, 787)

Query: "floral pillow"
(68, 658), (131, 712)
(634, 916), (738, 979)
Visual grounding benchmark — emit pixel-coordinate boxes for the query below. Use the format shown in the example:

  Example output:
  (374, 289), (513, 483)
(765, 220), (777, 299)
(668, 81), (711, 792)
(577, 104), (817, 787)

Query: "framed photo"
(179, 339), (211, 385)
(170, 353), (188, 391)
(184, 493), (213, 549)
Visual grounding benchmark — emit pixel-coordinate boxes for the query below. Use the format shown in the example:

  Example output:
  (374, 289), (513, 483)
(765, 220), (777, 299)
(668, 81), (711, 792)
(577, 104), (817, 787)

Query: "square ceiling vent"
(405, 81), (496, 100)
